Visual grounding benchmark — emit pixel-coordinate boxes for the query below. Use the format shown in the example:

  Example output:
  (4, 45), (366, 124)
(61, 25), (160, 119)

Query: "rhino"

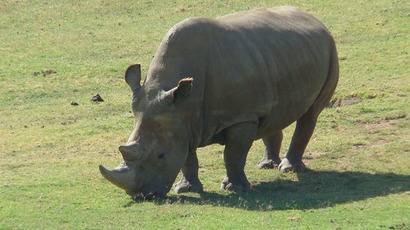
(99, 6), (339, 199)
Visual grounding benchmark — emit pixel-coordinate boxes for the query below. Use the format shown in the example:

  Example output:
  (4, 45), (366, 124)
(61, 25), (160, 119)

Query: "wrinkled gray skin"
(99, 6), (339, 198)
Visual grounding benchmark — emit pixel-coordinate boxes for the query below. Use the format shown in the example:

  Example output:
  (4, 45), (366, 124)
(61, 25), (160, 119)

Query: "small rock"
(70, 101), (79, 106)
(91, 94), (104, 102)
(41, 70), (56, 76)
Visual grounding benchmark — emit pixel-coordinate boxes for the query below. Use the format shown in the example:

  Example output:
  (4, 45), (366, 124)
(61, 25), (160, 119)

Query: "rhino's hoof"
(278, 158), (306, 173)
(257, 158), (281, 169)
(174, 179), (203, 194)
(220, 177), (250, 192)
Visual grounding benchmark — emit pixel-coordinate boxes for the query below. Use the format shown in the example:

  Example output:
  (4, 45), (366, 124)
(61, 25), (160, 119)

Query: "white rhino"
(100, 6), (339, 199)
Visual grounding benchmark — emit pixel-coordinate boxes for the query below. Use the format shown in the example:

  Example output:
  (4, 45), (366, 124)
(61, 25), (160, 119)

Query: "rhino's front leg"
(221, 122), (257, 192)
(174, 151), (203, 194)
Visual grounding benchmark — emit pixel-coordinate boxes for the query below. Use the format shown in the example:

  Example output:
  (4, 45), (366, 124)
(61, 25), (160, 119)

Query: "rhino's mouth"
(100, 163), (171, 200)
(126, 190), (167, 200)
(126, 182), (171, 200)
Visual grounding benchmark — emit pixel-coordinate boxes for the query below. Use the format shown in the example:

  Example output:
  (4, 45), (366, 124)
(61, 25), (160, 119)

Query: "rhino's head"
(99, 64), (193, 199)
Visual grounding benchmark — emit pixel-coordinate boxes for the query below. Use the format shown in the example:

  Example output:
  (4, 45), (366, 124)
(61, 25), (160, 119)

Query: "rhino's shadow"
(126, 170), (409, 211)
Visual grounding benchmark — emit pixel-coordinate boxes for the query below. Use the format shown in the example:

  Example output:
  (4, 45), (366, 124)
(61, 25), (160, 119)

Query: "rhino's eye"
(158, 152), (165, 159)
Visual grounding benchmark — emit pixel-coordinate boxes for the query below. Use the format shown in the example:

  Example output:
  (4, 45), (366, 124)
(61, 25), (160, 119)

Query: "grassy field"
(1, 0), (409, 229)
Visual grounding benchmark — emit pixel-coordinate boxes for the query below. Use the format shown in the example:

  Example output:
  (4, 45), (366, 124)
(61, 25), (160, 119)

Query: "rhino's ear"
(125, 64), (142, 98)
(161, 78), (193, 104)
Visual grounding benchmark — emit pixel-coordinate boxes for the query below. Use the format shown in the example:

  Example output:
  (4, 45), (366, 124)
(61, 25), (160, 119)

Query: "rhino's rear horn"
(119, 144), (142, 161)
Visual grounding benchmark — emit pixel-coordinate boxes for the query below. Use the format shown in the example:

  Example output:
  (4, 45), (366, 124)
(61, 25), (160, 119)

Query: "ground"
(0, 0), (409, 229)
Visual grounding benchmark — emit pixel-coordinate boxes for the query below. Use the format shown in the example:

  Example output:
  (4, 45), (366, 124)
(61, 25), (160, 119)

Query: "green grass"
(1, 0), (409, 229)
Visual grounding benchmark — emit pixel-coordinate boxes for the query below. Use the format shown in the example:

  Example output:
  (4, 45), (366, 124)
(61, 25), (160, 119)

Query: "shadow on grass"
(125, 170), (409, 211)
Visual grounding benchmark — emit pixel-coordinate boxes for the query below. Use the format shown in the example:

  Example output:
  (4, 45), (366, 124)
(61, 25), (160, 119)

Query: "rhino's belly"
(199, 86), (320, 147)
(254, 103), (310, 139)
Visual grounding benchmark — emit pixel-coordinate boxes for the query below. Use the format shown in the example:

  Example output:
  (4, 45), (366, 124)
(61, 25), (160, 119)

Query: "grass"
(1, 0), (409, 229)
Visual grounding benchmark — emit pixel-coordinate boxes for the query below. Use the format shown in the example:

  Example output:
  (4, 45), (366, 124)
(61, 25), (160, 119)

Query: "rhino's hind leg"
(258, 131), (283, 169)
(174, 151), (203, 194)
(279, 112), (317, 172)
(221, 122), (257, 192)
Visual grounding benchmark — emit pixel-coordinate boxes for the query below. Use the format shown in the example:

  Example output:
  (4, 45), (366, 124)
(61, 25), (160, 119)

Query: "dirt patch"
(365, 120), (394, 132)
(33, 70), (57, 76)
(387, 223), (406, 229)
(348, 140), (388, 152)
(287, 216), (300, 221)
(327, 96), (362, 108)
(365, 116), (406, 134)
(303, 151), (332, 165)
(305, 151), (330, 158)
(348, 116), (406, 151)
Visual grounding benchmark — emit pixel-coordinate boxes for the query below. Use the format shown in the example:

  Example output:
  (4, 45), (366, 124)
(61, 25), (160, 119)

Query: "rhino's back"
(200, 7), (336, 145)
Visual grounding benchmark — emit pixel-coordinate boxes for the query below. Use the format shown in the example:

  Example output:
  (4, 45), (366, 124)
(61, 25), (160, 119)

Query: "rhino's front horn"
(99, 164), (138, 191)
